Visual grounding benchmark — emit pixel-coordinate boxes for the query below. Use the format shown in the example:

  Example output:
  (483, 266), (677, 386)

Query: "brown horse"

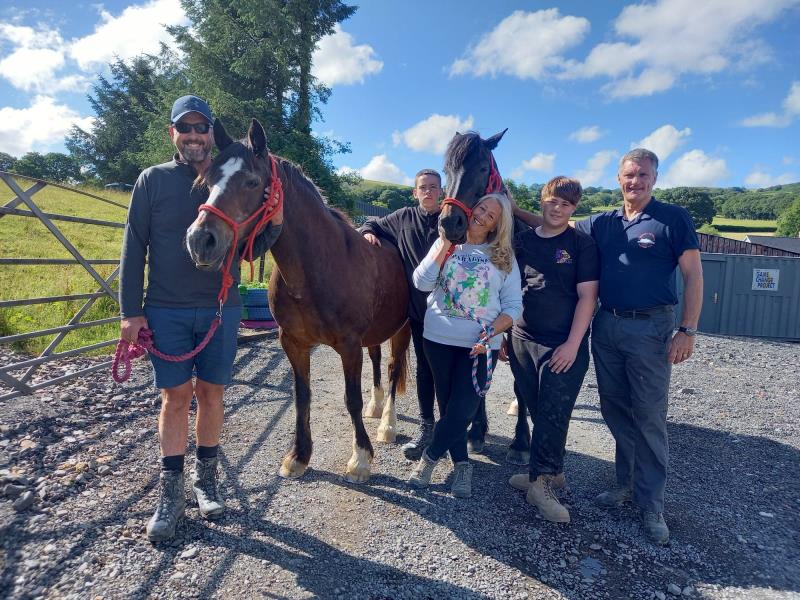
(185, 118), (410, 483)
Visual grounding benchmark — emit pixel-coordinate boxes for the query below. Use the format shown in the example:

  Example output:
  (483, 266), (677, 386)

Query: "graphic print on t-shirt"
(555, 249), (572, 264)
(522, 265), (546, 293)
(442, 258), (492, 320)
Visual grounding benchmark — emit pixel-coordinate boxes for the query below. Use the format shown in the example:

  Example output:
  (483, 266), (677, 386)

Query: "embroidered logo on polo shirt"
(637, 232), (656, 249)
(555, 249), (572, 264)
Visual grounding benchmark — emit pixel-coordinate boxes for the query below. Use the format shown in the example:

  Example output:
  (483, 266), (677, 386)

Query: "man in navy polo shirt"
(574, 148), (703, 545)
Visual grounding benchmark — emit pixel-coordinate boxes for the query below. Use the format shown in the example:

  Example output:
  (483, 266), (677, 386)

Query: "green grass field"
(0, 176), (273, 355)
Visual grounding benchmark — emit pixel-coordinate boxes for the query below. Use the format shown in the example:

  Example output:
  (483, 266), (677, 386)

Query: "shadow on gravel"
(317, 419), (800, 600)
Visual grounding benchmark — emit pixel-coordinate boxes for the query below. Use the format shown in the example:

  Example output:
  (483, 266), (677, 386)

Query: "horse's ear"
(248, 118), (268, 158)
(485, 128), (508, 150)
(213, 118), (233, 151)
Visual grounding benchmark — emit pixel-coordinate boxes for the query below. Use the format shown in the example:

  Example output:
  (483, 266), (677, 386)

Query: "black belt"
(601, 305), (672, 319)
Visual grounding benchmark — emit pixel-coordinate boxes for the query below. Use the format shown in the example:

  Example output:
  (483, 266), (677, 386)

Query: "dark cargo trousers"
(508, 336), (590, 481)
(590, 307), (676, 514)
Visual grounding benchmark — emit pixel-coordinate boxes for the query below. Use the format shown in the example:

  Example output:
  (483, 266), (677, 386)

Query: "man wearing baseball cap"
(119, 94), (241, 542)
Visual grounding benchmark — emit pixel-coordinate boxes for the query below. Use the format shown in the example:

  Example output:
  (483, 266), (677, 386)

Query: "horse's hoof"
(363, 400), (383, 419)
(343, 468), (371, 484)
(506, 448), (528, 465)
(363, 387), (385, 418)
(376, 425), (396, 443)
(278, 455), (308, 479)
(507, 400), (519, 416)
(344, 447), (372, 483)
(467, 438), (485, 454)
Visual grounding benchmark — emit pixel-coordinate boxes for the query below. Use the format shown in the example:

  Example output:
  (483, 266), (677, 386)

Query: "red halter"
(197, 153), (284, 306)
(441, 151), (503, 218)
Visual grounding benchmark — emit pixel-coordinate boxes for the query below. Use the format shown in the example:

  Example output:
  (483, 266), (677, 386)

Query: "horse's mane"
(275, 156), (352, 224)
(444, 131), (481, 172)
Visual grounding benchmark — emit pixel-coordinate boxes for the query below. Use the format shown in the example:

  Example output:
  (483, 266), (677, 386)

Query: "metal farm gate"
(0, 171), (128, 401)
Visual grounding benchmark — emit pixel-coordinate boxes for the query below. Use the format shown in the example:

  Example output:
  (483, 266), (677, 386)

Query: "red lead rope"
(111, 154), (284, 384)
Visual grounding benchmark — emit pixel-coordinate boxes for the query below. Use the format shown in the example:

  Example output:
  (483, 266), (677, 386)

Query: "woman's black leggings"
(423, 338), (498, 463)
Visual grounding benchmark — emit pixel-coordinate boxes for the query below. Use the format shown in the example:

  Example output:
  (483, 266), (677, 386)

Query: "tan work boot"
(526, 475), (570, 523)
(408, 451), (438, 488)
(509, 472), (566, 492)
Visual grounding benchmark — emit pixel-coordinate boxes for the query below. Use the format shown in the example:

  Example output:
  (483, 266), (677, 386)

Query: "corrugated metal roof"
(743, 235), (800, 255)
(698, 232), (800, 256)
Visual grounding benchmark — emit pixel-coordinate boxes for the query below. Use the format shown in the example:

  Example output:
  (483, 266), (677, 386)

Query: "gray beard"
(181, 147), (210, 163)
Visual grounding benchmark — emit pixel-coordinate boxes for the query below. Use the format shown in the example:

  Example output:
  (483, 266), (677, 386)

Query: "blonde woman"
(408, 193), (522, 498)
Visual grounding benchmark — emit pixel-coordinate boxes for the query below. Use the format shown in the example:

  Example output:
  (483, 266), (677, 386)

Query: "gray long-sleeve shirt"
(119, 158), (242, 318)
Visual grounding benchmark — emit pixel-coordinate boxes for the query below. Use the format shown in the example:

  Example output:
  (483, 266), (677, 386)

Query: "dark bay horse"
(439, 129), (533, 462)
(185, 118), (410, 483)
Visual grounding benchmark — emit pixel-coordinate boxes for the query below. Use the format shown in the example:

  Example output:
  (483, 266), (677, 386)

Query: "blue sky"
(1, 0), (799, 190)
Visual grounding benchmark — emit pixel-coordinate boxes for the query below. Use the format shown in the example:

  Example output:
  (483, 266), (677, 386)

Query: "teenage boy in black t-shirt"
(506, 176), (599, 523)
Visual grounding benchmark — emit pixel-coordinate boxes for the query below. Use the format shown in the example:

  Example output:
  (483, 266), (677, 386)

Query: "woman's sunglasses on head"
(174, 122), (211, 134)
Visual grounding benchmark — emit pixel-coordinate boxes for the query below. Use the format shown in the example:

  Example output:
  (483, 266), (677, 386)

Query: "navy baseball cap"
(171, 95), (213, 124)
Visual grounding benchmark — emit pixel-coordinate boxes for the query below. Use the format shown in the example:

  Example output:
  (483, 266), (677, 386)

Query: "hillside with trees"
(2, 0), (359, 210)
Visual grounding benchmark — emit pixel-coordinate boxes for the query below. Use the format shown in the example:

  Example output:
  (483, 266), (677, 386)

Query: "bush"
(776, 198), (800, 237)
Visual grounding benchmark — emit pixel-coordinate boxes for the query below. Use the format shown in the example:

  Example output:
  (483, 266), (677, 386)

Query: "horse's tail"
(388, 322), (411, 397)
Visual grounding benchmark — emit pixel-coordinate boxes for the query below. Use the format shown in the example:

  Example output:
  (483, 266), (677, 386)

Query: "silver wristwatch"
(677, 326), (697, 336)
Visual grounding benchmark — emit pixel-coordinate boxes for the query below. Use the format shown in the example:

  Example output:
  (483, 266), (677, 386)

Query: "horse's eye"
(245, 178), (260, 189)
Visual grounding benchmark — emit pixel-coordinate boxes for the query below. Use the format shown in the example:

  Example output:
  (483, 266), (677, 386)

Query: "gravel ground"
(1, 332), (798, 600)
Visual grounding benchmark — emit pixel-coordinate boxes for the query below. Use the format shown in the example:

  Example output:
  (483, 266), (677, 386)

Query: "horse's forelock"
(445, 131), (481, 172)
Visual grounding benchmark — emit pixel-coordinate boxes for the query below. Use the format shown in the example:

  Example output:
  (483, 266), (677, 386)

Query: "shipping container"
(676, 253), (800, 341)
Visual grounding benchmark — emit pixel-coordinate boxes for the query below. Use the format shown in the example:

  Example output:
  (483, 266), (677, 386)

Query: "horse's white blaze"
(207, 157), (245, 204)
(376, 391), (396, 443)
(447, 166), (464, 201)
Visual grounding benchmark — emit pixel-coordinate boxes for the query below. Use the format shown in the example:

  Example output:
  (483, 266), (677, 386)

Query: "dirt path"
(1, 333), (798, 599)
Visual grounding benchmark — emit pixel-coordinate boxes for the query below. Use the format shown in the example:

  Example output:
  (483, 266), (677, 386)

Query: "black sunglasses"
(173, 122), (211, 134)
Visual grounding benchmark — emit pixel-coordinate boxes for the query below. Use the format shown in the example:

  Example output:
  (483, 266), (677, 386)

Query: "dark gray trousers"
(590, 308), (675, 514)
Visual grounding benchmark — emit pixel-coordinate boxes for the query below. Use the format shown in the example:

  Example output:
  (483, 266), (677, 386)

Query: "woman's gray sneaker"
(451, 461), (473, 498)
(402, 419), (434, 461)
(191, 456), (225, 519)
(147, 470), (186, 542)
(408, 450), (438, 488)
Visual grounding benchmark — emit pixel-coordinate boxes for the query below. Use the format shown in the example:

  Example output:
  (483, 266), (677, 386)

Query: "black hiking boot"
(191, 456), (225, 519)
(146, 470), (185, 542)
(402, 418), (434, 461)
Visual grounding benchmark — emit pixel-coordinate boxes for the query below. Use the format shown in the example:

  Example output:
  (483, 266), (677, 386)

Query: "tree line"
(2, 0), (358, 208)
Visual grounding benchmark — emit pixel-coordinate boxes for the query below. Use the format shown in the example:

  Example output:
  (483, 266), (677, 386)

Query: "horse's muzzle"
(186, 224), (230, 271)
(439, 210), (468, 244)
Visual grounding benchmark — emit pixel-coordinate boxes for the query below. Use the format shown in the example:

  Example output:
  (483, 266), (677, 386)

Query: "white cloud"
(340, 155), (412, 186)
(657, 150), (729, 188)
(569, 126), (603, 143)
(634, 125), (692, 161)
(0, 24), (78, 92)
(561, 0), (798, 98)
(393, 114), (474, 154)
(312, 25), (382, 86)
(0, 96), (94, 156)
(744, 170), (797, 188)
(740, 81), (800, 127)
(574, 150), (617, 186)
(450, 9), (589, 79)
(521, 153), (556, 173)
(69, 0), (188, 70)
